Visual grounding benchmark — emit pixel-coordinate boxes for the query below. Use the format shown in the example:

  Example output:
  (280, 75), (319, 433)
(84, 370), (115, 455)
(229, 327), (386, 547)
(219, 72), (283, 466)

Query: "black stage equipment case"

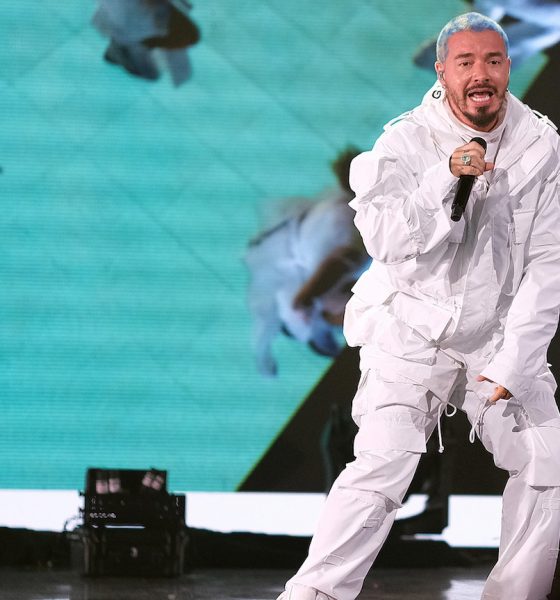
(72, 468), (188, 576)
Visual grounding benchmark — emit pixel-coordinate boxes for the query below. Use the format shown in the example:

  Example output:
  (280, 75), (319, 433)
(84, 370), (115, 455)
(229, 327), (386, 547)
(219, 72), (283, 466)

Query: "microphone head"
(471, 136), (487, 151)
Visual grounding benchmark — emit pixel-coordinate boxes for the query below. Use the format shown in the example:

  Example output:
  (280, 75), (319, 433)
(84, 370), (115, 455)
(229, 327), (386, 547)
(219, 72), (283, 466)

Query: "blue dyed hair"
(436, 12), (509, 62)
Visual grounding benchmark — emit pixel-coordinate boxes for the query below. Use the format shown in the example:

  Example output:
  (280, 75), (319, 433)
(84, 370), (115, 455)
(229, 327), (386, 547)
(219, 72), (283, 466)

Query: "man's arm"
(481, 174), (560, 399)
(349, 137), (488, 264)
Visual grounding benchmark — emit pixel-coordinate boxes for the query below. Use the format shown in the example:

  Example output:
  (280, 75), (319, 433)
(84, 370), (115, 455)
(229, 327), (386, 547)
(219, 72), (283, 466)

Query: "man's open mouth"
(467, 89), (495, 104)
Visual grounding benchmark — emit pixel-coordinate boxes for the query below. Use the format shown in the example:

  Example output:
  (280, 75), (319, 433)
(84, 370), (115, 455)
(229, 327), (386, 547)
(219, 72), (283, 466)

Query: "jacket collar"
(416, 86), (545, 176)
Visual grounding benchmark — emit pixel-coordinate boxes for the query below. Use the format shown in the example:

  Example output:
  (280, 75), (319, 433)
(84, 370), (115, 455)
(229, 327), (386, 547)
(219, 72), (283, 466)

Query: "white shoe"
(277, 586), (334, 600)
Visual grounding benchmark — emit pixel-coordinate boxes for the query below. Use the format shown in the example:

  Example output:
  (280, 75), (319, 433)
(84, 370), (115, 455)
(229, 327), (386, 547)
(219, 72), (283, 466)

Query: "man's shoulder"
(378, 103), (434, 152)
(506, 96), (560, 183)
(380, 83), (442, 144)
(509, 93), (559, 140)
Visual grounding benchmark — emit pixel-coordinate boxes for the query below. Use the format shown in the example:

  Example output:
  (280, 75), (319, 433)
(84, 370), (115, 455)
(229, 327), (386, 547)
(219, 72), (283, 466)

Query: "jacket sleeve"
(349, 138), (459, 264)
(481, 174), (560, 399)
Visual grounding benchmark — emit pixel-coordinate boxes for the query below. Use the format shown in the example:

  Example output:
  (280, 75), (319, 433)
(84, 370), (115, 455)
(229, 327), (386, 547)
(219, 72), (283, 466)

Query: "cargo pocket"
(353, 377), (430, 454)
(517, 380), (560, 487)
(518, 422), (560, 486)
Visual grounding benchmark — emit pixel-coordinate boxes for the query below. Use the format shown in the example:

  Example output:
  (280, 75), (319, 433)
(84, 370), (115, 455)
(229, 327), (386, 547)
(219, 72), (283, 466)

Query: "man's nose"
(473, 61), (491, 82)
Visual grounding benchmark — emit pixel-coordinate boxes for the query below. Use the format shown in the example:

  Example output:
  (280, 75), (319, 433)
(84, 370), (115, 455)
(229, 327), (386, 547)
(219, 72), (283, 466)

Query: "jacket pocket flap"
(531, 232), (557, 247)
(513, 209), (534, 244)
(352, 270), (395, 305)
(388, 292), (452, 342)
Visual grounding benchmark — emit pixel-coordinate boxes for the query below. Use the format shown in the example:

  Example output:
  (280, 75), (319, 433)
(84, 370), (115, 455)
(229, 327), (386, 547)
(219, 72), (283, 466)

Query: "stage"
(0, 566), (491, 600)
(0, 525), (513, 599)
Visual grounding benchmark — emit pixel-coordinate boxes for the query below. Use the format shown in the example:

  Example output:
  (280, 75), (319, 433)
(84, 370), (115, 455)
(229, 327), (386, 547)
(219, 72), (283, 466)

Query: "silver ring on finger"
(461, 152), (471, 166)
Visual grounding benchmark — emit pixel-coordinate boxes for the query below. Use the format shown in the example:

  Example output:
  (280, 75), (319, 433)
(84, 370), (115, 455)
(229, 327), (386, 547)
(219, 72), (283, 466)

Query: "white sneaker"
(277, 586), (334, 600)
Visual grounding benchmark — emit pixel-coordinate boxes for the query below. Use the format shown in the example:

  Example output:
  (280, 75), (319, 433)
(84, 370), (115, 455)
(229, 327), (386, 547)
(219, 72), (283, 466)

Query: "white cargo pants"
(281, 345), (560, 600)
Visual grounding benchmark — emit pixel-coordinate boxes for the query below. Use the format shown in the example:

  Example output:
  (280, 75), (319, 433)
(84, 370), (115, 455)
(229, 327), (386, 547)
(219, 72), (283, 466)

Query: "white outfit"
(279, 86), (560, 600)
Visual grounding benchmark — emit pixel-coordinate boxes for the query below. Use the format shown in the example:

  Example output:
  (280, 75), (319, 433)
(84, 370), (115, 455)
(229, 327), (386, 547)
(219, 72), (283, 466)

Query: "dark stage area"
(0, 526), (514, 599)
(0, 566), (493, 600)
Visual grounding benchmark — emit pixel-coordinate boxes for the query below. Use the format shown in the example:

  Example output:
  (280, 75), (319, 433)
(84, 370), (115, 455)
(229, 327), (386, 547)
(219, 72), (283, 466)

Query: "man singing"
(277, 12), (560, 600)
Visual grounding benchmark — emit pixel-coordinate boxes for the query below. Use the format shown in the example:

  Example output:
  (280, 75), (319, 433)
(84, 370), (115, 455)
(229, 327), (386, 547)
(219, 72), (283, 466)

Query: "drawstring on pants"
(436, 403), (458, 453)
(469, 400), (491, 444)
(436, 399), (492, 452)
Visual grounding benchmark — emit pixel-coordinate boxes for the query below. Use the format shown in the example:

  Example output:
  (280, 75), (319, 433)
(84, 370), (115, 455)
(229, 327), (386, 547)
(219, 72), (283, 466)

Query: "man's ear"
(435, 62), (445, 86)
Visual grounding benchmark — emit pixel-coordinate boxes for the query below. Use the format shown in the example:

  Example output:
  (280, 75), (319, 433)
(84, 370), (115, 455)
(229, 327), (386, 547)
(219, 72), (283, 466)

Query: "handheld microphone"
(450, 137), (487, 222)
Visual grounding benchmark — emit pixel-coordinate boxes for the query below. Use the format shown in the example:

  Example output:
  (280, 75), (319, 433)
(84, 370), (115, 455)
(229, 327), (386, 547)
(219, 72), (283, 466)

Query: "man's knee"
(334, 450), (421, 508)
(331, 485), (393, 532)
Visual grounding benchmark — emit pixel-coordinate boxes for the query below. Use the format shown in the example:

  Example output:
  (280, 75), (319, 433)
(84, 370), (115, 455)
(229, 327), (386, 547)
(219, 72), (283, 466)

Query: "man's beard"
(447, 87), (505, 130)
(462, 105), (499, 129)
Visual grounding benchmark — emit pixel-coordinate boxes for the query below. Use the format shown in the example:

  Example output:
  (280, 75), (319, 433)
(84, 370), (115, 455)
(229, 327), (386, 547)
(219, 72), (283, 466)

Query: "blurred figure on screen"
(414, 0), (560, 69)
(92, 0), (200, 86)
(245, 147), (370, 377)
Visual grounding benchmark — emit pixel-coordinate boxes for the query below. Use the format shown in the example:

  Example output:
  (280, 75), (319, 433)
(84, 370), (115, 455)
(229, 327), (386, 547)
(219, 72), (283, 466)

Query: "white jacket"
(345, 86), (560, 400)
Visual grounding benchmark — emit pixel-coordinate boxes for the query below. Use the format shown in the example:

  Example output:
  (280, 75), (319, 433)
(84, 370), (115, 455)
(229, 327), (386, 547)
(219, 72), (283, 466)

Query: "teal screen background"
(0, 1), (546, 491)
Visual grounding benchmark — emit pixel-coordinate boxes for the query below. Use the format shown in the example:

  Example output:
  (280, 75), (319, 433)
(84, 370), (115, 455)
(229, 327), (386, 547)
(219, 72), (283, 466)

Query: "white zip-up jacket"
(345, 86), (560, 400)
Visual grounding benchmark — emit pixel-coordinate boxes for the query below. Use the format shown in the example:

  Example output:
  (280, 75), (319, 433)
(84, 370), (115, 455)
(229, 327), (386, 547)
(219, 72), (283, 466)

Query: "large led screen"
(0, 0), (557, 496)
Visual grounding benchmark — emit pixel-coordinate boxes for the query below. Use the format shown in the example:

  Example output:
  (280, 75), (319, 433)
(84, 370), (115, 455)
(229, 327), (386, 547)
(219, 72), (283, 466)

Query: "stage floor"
(0, 566), (491, 599)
